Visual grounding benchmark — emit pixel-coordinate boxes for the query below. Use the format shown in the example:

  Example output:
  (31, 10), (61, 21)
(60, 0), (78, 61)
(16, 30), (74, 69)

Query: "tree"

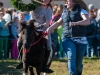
(10, 0), (41, 11)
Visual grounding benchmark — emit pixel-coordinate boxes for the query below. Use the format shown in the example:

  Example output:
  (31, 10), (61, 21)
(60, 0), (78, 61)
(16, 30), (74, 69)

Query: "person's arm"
(3, 13), (11, 29)
(70, 9), (90, 26)
(42, 20), (51, 27)
(70, 14), (90, 26)
(46, 18), (63, 34)
(3, 21), (10, 29)
(42, 9), (52, 27)
(11, 25), (17, 39)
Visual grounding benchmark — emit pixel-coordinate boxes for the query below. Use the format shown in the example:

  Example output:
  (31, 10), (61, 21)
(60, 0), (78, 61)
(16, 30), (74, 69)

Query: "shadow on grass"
(84, 56), (99, 60)
(0, 59), (22, 75)
(83, 56), (100, 64)
(52, 56), (100, 63)
(52, 58), (68, 62)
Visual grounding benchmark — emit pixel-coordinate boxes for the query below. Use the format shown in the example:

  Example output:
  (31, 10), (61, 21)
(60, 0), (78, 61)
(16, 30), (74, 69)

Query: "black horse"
(20, 20), (48, 75)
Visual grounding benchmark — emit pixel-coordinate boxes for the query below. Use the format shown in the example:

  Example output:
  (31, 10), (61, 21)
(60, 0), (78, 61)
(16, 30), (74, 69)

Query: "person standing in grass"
(15, 12), (26, 69)
(0, 12), (10, 59)
(45, 0), (90, 75)
(85, 4), (97, 58)
(96, 9), (100, 57)
(10, 17), (19, 59)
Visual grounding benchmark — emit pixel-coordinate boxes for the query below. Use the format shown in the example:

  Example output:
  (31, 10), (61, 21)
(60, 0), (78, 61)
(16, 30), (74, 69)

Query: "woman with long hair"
(45, 0), (90, 75)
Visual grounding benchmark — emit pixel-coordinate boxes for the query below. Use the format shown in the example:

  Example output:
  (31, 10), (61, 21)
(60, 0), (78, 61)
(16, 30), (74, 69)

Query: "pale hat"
(88, 4), (95, 10)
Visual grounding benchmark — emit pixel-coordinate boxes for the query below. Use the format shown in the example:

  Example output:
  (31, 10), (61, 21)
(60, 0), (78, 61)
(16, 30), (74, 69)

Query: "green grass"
(0, 57), (100, 75)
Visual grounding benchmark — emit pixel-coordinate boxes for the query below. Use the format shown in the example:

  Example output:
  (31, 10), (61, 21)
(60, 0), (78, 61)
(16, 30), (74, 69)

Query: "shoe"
(41, 66), (54, 73)
(15, 62), (23, 69)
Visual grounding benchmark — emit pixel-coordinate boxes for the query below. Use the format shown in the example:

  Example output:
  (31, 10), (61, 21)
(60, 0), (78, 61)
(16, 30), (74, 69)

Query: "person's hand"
(45, 28), (51, 34)
(70, 22), (78, 26)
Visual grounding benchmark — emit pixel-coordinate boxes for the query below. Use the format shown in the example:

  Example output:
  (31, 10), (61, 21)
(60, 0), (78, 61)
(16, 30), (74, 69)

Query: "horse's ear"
(19, 21), (27, 33)
(20, 21), (27, 27)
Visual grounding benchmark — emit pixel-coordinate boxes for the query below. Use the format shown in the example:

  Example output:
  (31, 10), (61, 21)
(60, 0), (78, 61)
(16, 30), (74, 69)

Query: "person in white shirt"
(3, 9), (11, 29)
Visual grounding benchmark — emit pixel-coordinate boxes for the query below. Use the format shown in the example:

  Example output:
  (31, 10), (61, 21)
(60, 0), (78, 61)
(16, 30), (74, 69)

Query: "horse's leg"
(23, 62), (29, 75)
(48, 47), (54, 67)
(36, 63), (42, 75)
(42, 48), (53, 71)
(28, 66), (34, 75)
(43, 73), (48, 75)
(42, 48), (54, 74)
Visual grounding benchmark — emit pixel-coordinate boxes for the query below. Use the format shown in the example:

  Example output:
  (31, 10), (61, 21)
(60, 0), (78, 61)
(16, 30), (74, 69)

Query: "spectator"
(15, 12), (26, 69)
(88, 4), (98, 57)
(55, 5), (66, 58)
(0, 1), (4, 14)
(50, 4), (58, 25)
(12, 9), (18, 20)
(3, 9), (12, 58)
(24, 11), (30, 21)
(10, 17), (19, 59)
(0, 12), (10, 59)
(96, 9), (100, 57)
(3, 9), (11, 22)
(86, 4), (97, 58)
(50, 5), (62, 58)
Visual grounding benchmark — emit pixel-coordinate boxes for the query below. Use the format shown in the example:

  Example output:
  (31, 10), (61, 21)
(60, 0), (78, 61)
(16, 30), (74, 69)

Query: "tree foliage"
(10, 0), (41, 11)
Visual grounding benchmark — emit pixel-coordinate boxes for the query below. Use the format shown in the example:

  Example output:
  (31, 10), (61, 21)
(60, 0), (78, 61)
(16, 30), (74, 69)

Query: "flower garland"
(10, 0), (41, 11)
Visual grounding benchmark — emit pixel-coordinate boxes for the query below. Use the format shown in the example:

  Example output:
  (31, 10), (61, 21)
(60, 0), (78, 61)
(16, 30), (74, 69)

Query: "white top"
(80, 9), (88, 15)
(3, 13), (11, 22)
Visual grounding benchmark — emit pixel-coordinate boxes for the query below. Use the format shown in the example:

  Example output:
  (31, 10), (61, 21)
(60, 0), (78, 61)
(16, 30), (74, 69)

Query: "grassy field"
(0, 57), (100, 75)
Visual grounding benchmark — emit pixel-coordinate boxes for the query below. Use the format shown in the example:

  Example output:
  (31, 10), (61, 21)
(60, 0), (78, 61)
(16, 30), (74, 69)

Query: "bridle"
(30, 30), (47, 47)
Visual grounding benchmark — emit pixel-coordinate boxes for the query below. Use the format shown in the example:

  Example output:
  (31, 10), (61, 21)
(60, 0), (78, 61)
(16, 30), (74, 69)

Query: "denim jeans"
(92, 37), (98, 57)
(86, 45), (94, 57)
(86, 37), (94, 57)
(62, 38), (87, 75)
(47, 34), (52, 50)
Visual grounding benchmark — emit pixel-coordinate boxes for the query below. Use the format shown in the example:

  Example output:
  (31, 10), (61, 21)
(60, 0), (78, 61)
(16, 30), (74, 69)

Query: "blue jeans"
(86, 37), (94, 57)
(92, 37), (98, 57)
(47, 34), (52, 50)
(62, 38), (87, 75)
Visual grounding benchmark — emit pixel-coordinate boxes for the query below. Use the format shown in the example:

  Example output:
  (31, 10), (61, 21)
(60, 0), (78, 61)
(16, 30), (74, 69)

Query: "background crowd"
(0, 1), (100, 60)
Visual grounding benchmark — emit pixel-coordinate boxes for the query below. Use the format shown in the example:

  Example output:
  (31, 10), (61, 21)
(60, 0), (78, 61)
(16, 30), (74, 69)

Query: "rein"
(30, 31), (47, 46)
(23, 31), (48, 53)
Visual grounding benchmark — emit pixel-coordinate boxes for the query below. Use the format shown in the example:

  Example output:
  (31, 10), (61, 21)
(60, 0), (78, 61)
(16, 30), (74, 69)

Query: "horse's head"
(26, 20), (36, 30)
(19, 20), (37, 32)
(21, 20), (43, 51)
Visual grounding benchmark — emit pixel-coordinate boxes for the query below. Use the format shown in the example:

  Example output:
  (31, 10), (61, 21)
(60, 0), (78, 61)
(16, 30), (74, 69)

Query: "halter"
(23, 31), (48, 53)
(31, 31), (47, 46)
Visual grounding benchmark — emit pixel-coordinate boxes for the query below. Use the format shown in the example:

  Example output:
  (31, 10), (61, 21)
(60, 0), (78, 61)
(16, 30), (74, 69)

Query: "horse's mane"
(19, 21), (27, 33)
(19, 20), (36, 33)
(27, 20), (36, 29)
